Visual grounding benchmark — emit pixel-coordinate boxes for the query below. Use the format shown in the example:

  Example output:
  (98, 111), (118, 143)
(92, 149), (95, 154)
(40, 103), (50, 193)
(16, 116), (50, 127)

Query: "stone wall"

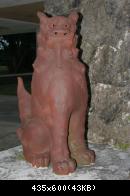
(43, 0), (130, 147)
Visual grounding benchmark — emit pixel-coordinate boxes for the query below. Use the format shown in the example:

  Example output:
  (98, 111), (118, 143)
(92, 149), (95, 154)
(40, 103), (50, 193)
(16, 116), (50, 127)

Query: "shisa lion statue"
(17, 11), (95, 175)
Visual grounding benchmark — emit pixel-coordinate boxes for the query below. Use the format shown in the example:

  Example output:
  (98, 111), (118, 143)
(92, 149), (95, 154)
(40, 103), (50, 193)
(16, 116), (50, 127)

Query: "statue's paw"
(26, 153), (50, 168)
(52, 158), (76, 175)
(72, 149), (95, 166)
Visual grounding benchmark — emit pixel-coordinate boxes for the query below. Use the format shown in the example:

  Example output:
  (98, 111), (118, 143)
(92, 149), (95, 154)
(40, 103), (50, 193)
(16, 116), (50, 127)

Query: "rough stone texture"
(43, 0), (130, 146)
(0, 144), (130, 180)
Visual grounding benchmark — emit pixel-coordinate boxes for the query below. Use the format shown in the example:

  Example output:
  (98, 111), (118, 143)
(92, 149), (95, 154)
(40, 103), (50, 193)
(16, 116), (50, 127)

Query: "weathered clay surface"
(17, 11), (95, 175)
(42, 0), (130, 147)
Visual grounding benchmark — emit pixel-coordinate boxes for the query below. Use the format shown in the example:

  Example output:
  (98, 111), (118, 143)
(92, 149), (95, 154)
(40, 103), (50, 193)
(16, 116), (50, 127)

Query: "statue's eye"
(52, 24), (55, 28)
(65, 24), (68, 28)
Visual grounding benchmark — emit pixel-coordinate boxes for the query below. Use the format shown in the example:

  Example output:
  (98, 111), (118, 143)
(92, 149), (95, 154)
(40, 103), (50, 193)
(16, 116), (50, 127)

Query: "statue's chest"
(44, 48), (73, 66)
(33, 46), (87, 92)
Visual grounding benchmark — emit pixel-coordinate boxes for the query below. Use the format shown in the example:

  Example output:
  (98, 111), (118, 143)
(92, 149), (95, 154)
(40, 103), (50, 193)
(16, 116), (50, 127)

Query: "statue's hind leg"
(17, 118), (50, 168)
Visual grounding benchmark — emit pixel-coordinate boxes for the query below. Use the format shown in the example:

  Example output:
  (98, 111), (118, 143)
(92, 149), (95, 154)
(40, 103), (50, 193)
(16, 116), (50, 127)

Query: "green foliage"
(127, 116), (130, 121)
(16, 152), (25, 160)
(115, 143), (130, 151)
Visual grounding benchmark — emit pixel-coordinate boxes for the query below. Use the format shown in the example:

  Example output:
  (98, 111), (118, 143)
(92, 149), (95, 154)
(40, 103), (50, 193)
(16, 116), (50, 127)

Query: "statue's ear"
(68, 11), (79, 23)
(37, 11), (48, 22)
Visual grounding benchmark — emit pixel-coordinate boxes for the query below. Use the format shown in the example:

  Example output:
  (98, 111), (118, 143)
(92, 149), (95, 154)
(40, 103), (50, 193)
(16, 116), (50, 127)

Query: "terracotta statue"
(17, 11), (95, 175)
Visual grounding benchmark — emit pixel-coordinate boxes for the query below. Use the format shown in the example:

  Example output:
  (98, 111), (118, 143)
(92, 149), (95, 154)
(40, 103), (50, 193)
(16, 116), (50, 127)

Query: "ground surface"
(0, 144), (130, 180)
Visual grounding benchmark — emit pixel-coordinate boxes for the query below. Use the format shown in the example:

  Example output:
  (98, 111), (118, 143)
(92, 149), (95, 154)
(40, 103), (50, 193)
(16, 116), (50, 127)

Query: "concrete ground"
(0, 144), (130, 180)
(0, 95), (130, 180)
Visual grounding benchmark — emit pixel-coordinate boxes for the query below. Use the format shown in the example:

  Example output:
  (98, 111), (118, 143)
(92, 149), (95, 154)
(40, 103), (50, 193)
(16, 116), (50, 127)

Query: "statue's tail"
(17, 77), (31, 123)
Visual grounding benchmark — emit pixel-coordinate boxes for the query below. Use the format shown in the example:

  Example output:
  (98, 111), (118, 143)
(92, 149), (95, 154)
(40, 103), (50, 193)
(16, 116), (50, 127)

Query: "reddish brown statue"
(17, 11), (95, 175)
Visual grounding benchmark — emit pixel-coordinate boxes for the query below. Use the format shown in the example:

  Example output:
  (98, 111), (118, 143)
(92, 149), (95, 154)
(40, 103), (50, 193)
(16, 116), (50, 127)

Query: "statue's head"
(37, 11), (78, 39)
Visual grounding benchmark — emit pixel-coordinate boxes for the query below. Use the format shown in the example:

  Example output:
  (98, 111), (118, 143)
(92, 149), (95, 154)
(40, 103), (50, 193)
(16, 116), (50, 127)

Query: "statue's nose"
(54, 30), (68, 36)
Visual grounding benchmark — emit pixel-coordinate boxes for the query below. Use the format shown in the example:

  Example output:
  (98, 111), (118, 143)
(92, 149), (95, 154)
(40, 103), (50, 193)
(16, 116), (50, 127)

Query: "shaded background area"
(0, 33), (35, 95)
(0, 96), (19, 150)
(0, 0), (44, 96)
(0, 1), (43, 150)
(0, 33), (36, 74)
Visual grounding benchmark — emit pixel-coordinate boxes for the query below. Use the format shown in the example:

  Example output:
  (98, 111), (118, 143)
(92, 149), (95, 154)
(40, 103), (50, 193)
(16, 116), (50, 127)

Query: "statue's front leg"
(50, 112), (76, 175)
